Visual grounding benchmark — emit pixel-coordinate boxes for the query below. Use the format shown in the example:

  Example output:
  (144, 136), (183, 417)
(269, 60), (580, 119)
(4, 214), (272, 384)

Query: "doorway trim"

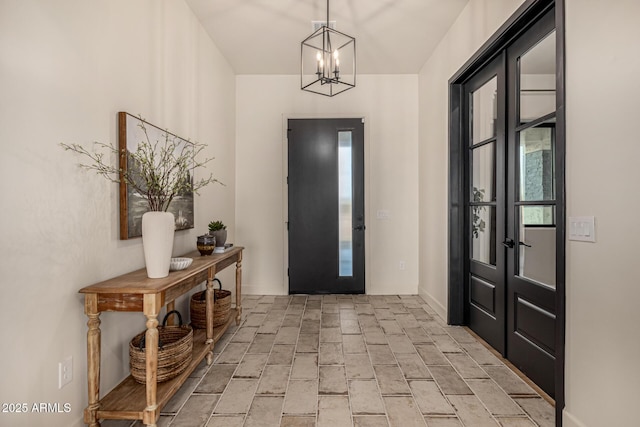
(447, 0), (565, 423)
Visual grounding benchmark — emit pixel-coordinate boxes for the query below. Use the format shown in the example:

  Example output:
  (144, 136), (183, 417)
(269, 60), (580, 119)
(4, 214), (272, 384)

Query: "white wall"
(235, 75), (419, 296)
(563, 1), (640, 426)
(417, 0), (526, 318)
(0, 1), (235, 426)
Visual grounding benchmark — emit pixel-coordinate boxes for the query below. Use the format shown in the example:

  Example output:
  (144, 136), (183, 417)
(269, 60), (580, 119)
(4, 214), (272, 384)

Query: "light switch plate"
(568, 216), (596, 242)
(376, 210), (390, 220)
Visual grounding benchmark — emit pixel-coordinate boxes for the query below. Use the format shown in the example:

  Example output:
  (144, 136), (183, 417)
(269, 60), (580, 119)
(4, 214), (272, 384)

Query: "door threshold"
(464, 326), (555, 406)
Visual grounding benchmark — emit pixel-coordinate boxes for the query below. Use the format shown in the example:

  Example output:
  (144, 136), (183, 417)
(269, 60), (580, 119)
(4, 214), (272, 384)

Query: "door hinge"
(287, 268), (290, 276)
(286, 176), (289, 184)
(286, 221), (289, 230)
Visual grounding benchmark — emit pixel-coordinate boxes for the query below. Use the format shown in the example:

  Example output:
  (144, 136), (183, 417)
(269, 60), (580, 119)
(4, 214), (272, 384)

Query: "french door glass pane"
(518, 206), (556, 288)
(472, 142), (496, 203)
(521, 205), (555, 226)
(471, 206), (496, 265)
(519, 31), (556, 123)
(472, 76), (498, 144)
(338, 131), (353, 277)
(519, 120), (555, 201)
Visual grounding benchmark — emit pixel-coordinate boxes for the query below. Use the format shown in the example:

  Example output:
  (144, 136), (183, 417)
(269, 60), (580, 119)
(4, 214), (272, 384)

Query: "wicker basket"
(190, 278), (231, 329)
(129, 310), (193, 384)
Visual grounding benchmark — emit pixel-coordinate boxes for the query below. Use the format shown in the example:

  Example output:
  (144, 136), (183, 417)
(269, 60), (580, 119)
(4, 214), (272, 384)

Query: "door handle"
(354, 225), (366, 231)
(502, 238), (515, 248)
(519, 241), (532, 248)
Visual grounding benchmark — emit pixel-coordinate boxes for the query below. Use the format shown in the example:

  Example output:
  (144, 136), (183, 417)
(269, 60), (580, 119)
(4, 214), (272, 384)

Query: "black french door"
(505, 9), (558, 397)
(464, 53), (507, 355)
(287, 118), (365, 294)
(463, 8), (559, 398)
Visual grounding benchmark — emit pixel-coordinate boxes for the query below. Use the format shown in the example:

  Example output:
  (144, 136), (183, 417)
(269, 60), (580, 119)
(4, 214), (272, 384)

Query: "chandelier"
(301, 0), (356, 97)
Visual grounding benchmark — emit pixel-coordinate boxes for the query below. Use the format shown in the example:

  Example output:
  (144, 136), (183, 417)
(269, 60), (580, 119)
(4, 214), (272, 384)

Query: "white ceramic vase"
(142, 211), (175, 278)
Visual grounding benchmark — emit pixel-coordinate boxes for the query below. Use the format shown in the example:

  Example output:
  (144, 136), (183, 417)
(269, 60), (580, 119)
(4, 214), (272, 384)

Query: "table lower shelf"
(95, 309), (237, 421)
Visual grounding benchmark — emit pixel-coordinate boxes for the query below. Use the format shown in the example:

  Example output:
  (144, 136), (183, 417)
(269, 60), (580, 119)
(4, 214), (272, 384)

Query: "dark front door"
(463, 8), (559, 398)
(288, 118), (365, 294)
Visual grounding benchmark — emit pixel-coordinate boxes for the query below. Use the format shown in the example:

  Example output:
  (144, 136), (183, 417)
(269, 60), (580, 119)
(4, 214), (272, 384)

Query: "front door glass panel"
(338, 131), (353, 277)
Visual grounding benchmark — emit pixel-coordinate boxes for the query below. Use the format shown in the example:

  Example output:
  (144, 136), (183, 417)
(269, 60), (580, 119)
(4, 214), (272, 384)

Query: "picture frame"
(118, 112), (195, 240)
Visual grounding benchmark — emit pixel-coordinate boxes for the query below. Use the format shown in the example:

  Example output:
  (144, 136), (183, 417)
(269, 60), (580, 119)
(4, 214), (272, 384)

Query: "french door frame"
(447, 0), (566, 424)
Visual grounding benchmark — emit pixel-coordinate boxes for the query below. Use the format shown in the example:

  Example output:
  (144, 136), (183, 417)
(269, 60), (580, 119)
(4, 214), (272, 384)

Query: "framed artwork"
(118, 112), (194, 239)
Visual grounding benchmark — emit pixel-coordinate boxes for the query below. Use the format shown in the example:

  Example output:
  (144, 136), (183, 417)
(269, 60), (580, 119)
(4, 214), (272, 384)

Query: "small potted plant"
(208, 220), (227, 248)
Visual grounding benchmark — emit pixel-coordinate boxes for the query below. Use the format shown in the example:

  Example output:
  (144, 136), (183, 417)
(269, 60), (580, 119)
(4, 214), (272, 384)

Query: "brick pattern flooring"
(103, 294), (554, 427)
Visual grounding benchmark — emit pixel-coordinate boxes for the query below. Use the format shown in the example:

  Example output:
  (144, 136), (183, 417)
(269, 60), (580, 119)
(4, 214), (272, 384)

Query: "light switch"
(568, 216), (596, 242)
(377, 210), (390, 220)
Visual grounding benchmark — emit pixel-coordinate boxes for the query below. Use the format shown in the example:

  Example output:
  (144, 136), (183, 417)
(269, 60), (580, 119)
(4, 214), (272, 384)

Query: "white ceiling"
(185, 0), (469, 75)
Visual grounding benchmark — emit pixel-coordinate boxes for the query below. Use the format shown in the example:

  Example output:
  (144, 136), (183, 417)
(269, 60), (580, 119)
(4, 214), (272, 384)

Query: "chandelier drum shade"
(301, 0), (356, 96)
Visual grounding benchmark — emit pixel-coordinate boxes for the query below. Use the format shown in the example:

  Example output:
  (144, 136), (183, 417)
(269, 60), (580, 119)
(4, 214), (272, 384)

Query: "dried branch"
(61, 118), (222, 212)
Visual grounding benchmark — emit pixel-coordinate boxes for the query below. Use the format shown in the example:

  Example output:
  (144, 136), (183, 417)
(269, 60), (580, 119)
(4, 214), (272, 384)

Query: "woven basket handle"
(138, 310), (182, 350)
(198, 278), (222, 301)
(162, 310), (183, 327)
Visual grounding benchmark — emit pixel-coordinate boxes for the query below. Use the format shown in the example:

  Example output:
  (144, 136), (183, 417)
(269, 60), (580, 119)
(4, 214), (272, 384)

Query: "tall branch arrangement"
(61, 119), (221, 212)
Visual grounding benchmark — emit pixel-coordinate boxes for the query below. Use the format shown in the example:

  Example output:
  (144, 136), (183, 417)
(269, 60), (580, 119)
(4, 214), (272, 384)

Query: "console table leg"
(84, 295), (101, 427)
(143, 294), (161, 427)
(236, 254), (243, 325)
(205, 269), (216, 365)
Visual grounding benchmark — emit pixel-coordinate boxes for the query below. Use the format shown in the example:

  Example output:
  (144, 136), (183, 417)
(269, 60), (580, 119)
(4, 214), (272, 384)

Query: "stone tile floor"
(104, 294), (554, 427)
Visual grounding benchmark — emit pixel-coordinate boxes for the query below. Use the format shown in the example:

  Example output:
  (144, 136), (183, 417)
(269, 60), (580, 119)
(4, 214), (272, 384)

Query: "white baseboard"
(563, 409), (587, 427)
(242, 284), (287, 295)
(242, 284), (263, 295)
(418, 285), (447, 321)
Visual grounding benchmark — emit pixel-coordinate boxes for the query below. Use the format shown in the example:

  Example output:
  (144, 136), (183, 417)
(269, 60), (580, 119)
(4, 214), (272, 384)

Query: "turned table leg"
(205, 267), (216, 365)
(235, 253), (243, 325)
(84, 295), (101, 427)
(142, 294), (161, 427)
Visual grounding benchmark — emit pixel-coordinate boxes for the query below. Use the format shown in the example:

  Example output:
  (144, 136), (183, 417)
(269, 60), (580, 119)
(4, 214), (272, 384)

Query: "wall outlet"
(399, 261), (405, 270)
(58, 356), (72, 389)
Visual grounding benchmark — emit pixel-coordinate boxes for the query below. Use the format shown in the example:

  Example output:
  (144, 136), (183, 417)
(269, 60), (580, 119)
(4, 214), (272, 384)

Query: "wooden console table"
(79, 247), (243, 427)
